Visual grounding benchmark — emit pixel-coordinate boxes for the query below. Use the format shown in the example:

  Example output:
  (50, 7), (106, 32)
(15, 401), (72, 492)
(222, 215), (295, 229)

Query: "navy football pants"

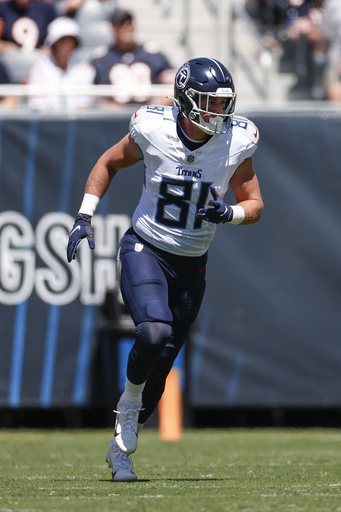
(117, 228), (207, 424)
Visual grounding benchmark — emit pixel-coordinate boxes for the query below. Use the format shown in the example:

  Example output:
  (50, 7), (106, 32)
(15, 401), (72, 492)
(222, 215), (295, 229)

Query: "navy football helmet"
(173, 57), (236, 135)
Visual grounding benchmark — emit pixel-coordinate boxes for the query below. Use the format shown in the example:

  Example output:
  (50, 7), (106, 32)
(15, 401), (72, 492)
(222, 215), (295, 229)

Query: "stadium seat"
(76, 0), (113, 26)
(80, 21), (114, 49)
(0, 49), (43, 83)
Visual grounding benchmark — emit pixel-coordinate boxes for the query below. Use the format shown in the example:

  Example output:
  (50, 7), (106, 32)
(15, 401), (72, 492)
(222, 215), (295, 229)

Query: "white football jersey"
(130, 105), (259, 257)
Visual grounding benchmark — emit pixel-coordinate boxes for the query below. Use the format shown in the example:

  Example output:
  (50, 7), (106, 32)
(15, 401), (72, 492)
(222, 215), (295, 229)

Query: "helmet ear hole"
(178, 96), (185, 107)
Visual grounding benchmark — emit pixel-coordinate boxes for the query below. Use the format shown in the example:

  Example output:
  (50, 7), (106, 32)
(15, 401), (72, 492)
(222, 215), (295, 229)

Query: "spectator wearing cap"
(28, 16), (96, 110)
(91, 8), (175, 107)
(0, 0), (57, 53)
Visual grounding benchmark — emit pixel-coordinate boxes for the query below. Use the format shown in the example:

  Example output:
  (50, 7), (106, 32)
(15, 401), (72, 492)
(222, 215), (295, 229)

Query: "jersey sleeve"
(129, 107), (146, 148)
(129, 105), (171, 148)
(231, 115), (259, 161)
(245, 118), (259, 147)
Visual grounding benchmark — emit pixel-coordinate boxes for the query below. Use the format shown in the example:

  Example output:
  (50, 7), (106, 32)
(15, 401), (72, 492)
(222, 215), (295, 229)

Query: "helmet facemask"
(185, 87), (236, 135)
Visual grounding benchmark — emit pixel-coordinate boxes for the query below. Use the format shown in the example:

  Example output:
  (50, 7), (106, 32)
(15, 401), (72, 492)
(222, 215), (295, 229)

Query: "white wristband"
(229, 205), (245, 225)
(78, 193), (100, 217)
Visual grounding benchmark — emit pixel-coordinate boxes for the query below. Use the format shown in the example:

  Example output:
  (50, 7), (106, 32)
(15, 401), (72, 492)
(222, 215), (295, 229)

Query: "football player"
(67, 57), (263, 481)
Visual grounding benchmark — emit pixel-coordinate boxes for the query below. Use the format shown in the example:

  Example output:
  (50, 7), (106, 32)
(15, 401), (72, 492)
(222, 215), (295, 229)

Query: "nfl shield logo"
(134, 243), (144, 252)
(187, 155), (195, 163)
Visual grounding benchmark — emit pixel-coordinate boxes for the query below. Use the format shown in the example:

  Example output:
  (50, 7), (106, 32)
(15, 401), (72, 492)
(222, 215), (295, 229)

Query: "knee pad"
(135, 321), (172, 363)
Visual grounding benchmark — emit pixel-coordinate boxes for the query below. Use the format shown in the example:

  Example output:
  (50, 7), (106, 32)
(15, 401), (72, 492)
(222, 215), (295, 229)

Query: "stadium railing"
(0, 84), (174, 109)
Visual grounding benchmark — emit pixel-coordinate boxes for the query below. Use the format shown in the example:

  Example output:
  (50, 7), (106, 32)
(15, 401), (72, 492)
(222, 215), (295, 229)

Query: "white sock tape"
(78, 193), (100, 217)
(229, 205), (245, 225)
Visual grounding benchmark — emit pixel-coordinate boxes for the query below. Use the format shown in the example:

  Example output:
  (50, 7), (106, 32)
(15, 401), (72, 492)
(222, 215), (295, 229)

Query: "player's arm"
(67, 133), (142, 262)
(229, 156), (263, 225)
(84, 133), (142, 198)
(197, 156), (263, 226)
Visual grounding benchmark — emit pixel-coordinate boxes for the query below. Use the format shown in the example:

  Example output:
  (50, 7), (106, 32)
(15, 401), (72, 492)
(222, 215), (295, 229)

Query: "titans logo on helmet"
(175, 63), (190, 89)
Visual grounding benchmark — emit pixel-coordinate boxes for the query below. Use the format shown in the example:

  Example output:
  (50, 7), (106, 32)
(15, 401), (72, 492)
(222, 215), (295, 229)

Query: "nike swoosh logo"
(253, 129), (258, 137)
(70, 225), (81, 236)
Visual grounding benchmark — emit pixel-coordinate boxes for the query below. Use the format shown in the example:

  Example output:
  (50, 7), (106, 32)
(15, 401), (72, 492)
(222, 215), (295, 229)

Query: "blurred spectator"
(284, 0), (323, 43)
(284, 0), (326, 99)
(0, 59), (17, 107)
(55, 0), (86, 18)
(91, 8), (175, 108)
(0, 0), (57, 53)
(321, 0), (341, 101)
(28, 16), (96, 110)
(247, 1), (326, 99)
(55, 0), (116, 20)
(245, 0), (290, 50)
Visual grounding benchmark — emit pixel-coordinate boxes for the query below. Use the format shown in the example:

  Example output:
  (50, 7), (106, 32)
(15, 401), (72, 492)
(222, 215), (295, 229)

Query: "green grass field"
(0, 428), (340, 512)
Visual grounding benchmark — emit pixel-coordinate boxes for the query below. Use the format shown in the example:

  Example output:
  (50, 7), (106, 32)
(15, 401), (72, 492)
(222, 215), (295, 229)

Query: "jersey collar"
(176, 116), (212, 151)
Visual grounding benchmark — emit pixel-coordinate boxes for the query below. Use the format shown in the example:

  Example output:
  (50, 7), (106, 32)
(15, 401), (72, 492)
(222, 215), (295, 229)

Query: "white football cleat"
(114, 400), (142, 455)
(106, 438), (137, 481)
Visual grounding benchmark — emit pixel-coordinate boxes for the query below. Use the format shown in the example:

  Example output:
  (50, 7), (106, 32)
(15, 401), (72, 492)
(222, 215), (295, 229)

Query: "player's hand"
(67, 214), (95, 262)
(196, 186), (233, 224)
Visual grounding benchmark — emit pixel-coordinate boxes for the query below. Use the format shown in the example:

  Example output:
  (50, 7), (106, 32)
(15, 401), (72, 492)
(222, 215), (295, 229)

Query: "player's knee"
(135, 321), (172, 361)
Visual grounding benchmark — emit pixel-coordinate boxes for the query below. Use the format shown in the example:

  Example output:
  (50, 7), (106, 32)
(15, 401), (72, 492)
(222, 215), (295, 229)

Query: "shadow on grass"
(99, 479), (151, 483)
(155, 478), (226, 482)
(100, 477), (226, 483)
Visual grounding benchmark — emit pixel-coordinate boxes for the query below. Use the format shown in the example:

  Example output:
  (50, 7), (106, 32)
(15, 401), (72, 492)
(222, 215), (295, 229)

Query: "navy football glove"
(196, 186), (233, 224)
(67, 214), (95, 262)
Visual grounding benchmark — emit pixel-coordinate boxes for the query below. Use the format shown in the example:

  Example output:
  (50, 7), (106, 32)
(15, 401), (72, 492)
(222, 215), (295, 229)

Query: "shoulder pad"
(231, 115), (259, 145)
(129, 105), (172, 129)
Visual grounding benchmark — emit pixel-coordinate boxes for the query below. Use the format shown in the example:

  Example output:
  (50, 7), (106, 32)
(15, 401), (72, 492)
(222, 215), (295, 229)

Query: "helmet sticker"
(175, 63), (190, 89)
